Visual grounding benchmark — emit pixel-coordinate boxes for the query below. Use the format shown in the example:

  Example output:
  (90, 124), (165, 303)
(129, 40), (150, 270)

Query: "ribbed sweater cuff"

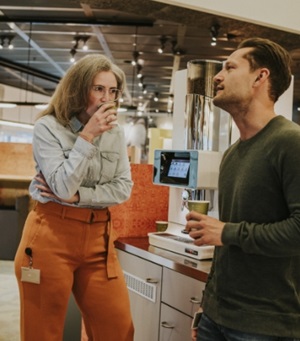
(221, 222), (241, 246)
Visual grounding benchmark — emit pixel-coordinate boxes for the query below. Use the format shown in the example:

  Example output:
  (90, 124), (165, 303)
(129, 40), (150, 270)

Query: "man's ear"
(254, 69), (269, 85)
(255, 73), (263, 82)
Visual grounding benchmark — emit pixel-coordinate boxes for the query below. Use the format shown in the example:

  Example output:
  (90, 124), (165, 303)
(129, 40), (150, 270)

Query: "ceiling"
(0, 0), (299, 119)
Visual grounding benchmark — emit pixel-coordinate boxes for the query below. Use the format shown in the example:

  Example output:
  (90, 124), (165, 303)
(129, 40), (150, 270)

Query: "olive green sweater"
(203, 115), (300, 338)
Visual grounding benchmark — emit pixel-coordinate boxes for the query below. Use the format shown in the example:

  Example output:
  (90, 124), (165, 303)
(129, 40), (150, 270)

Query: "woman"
(14, 54), (134, 341)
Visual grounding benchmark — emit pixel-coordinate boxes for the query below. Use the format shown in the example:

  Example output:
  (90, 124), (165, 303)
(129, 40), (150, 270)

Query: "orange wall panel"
(110, 164), (169, 237)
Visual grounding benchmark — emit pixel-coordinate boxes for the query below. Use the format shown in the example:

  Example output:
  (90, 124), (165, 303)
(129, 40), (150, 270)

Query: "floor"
(0, 260), (84, 341)
(0, 260), (20, 341)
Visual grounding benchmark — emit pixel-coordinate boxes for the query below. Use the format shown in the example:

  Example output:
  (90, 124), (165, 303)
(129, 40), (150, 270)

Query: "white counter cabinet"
(159, 267), (205, 341)
(116, 240), (210, 341)
(159, 303), (193, 341)
(116, 249), (162, 341)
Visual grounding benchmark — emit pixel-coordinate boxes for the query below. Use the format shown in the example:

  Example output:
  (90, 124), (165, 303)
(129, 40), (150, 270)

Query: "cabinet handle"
(161, 321), (175, 329)
(190, 297), (201, 304)
(146, 278), (159, 284)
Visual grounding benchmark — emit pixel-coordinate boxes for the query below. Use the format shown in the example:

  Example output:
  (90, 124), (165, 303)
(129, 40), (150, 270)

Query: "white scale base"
(148, 222), (214, 260)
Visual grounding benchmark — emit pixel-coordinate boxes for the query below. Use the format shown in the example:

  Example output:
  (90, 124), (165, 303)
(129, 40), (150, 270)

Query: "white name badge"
(21, 267), (41, 284)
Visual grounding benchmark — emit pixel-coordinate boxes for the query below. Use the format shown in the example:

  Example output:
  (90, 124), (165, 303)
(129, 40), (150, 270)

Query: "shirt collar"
(68, 116), (84, 133)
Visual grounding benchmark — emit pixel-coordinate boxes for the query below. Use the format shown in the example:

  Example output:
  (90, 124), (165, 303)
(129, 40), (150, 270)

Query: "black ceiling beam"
(0, 56), (60, 84)
(0, 17), (154, 27)
(0, 101), (47, 106)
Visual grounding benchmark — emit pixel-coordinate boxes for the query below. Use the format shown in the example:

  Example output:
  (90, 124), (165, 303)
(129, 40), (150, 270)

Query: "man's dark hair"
(238, 38), (292, 102)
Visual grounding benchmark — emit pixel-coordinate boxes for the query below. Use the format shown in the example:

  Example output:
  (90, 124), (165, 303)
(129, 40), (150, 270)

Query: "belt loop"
(90, 211), (94, 223)
(33, 201), (38, 211)
(61, 206), (66, 219)
(106, 220), (118, 279)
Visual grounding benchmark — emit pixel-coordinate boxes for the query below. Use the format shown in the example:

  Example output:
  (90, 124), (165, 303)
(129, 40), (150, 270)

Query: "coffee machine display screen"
(168, 160), (190, 179)
(157, 151), (191, 185)
(153, 149), (221, 189)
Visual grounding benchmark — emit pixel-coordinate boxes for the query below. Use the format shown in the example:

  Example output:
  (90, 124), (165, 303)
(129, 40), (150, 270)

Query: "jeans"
(197, 313), (299, 341)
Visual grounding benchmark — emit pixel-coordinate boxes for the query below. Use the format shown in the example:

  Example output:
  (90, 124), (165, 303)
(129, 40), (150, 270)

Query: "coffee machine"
(149, 60), (230, 260)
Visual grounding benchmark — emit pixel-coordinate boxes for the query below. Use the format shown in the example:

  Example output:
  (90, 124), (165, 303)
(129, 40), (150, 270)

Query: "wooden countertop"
(115, 237), (212, 283)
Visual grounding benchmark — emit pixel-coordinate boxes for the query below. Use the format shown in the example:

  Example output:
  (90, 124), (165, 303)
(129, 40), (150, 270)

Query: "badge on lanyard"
(21, 247), (41, 284)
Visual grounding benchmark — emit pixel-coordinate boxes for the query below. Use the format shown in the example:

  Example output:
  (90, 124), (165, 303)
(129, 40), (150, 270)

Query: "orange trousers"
(14, 201), (134, 341)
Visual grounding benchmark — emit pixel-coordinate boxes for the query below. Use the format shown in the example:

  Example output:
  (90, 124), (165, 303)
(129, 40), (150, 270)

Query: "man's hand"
(185, 211), (225, 246)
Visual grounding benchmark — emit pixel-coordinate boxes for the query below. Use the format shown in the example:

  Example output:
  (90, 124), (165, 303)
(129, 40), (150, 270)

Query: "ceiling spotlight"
(0, 35), (15, 49)
(210, 24), (220, 46)
(70, 47), (76, 63)
(158, 35), (168, 54)
(142, 85), (147, 94)
(8, 38), (14, 49)
(138, 76), (144, 87)
(136, 64), (143, 78)
(72, 37), (79, 50)
(154, 92), (159, 102)
(71, 35), (90, 53)
(168, 94), (174, 112)
(171, 39), (185, 56)
(131, 51), (140, 66)
(82, 36), (90, 51)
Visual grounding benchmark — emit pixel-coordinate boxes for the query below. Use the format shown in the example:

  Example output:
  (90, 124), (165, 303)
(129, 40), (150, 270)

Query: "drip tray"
(148, 232), (214, 260)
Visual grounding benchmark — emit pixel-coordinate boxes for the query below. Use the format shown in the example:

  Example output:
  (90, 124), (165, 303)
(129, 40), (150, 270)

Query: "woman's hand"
(34, 172), (79, 204)
(82, 102), (118, 139)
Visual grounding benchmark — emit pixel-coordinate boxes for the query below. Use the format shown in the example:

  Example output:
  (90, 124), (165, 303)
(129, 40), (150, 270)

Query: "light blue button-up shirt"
(29, 115), (133, 208)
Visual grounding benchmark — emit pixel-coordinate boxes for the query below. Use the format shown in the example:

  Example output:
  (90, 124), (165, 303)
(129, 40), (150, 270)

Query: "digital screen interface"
(158, 152), (191, 185)
(167, 159), (190, 178)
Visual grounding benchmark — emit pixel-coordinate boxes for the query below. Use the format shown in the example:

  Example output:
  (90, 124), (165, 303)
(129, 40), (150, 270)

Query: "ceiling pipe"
(0, 17), (154, 27)
(7, 22), (65, 77)
(0, 56), (60, 84)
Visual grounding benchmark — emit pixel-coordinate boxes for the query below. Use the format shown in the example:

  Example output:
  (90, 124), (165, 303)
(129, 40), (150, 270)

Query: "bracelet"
(79, 132), (94, 143)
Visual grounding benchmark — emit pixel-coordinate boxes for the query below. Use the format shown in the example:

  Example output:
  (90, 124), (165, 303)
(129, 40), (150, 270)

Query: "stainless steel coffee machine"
(149, 60), (231, 260)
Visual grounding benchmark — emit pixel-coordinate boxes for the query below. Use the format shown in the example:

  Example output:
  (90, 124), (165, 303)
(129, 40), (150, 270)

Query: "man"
(186, 38), (300, 341)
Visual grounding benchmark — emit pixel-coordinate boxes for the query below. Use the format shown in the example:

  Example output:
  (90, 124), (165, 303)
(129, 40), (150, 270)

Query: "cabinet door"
(159, 303), (192, 341)
(162, 267), (205, 317)
(117, 249), (162, 341)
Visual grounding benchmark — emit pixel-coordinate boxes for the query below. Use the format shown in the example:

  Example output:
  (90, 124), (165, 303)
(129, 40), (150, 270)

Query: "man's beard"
(213, 95), (232, 112)
(213, 94), (250, 118)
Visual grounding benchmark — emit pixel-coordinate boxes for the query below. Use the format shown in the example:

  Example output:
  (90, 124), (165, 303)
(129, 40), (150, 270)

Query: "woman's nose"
(100, 91), (110, 102)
